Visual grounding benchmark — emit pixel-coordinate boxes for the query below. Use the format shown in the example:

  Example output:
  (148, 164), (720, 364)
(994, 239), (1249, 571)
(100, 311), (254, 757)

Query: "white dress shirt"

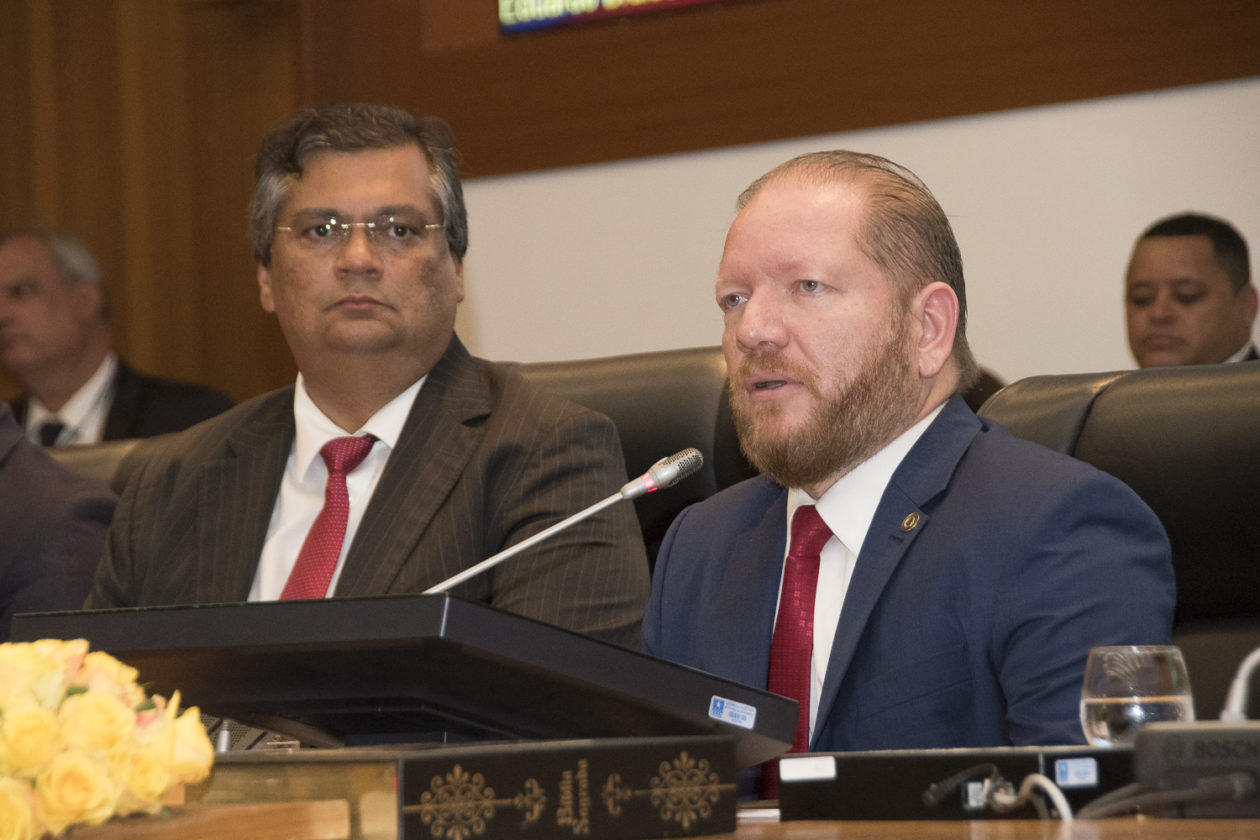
(782, 402), (945, 740)
(25, 353), (118, 446)
(1225, 342), (1258, 363)
(249, 373), (425, 601)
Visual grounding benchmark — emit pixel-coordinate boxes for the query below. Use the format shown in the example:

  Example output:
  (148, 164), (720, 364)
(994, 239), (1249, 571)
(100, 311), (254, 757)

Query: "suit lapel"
(335, 338), (490, 596)
(812, 397), (981, 738)
(194, 393), (294, 602)
(0, 404), (23, 461)
(10, 398), (29, 429)
(714, 485), (790, 688)
(103, 363), (139, 440)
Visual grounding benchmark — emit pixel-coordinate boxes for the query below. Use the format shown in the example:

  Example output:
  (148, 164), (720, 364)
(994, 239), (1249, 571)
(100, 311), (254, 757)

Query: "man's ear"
(911, 281), (959, 379)
(258, 263), (276, 313)
(66, 278), (110, 327)
(1239, 283), (1259, 327)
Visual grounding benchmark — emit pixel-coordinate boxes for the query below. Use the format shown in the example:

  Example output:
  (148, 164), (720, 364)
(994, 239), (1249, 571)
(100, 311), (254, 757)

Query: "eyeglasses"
(275, 213), (443, 256)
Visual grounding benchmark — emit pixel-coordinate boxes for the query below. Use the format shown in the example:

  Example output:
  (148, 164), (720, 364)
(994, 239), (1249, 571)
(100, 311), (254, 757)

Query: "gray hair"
(0, 228), (107, 320)
(250, 103), (468, 267)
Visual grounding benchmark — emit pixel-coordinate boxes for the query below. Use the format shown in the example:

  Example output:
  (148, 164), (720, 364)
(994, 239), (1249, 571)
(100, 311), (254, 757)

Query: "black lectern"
(10, 594), (794, 767)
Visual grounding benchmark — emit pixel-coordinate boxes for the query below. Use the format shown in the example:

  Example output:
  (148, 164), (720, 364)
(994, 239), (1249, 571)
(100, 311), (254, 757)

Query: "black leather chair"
(979, 362), (1260, 719)
(517, 346), (756, 566)
(46, 438), (144, 494)
(44, 348), (758, 570)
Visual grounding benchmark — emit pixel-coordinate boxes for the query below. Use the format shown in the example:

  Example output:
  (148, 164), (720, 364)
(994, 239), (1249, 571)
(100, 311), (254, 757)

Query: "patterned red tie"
(760, 504), (832, 801)
(280, 435), (375, 600)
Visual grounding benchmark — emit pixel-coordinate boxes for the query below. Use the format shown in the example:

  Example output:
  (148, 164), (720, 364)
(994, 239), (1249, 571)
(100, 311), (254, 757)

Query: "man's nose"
(733, 294), (788, 351)
(1147, 290), (1177, 322)
(333, 226), (383, 273)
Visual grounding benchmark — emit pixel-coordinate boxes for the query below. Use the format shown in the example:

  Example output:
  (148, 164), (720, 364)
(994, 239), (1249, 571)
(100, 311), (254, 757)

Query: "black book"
(193, 735), (737, 840)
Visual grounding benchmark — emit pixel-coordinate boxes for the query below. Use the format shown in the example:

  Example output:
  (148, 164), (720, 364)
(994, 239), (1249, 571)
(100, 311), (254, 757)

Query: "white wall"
(456, 77), (1260, 384)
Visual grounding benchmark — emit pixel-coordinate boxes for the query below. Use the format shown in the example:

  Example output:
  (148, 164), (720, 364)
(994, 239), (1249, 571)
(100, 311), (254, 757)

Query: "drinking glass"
(1079, 645), (1194, 747)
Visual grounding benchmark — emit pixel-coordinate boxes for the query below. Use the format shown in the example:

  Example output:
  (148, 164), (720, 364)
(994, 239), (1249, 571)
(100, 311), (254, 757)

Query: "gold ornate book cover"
(399, 735), (736, 840)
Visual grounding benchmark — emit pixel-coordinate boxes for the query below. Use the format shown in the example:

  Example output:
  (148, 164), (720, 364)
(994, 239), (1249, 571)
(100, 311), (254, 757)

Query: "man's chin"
(738, 408), (812, 442)
(1138, 349), (1190, 368)
(323, 321), (401, 351)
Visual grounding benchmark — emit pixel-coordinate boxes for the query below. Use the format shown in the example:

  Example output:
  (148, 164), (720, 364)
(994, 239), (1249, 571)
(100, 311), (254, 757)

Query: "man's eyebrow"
(286, 207), (343, 220)
(373, 204), (432, 218)
(287, 205), (432, 219)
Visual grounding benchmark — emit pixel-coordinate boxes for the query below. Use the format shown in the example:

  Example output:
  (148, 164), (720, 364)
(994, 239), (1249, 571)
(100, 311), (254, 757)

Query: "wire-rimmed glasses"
(275, 212), (442, 257)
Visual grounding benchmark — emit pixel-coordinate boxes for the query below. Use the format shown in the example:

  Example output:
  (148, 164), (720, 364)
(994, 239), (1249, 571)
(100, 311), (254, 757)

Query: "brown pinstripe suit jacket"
(84, 337), (651, 648)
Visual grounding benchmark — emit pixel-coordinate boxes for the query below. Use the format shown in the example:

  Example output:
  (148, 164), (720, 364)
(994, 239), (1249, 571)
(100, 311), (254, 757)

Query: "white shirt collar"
(26, 353), (118, 445)
(788, 401), (947, 559)
(291, 372), (425, 480)
(1225, 342), (1257, 364)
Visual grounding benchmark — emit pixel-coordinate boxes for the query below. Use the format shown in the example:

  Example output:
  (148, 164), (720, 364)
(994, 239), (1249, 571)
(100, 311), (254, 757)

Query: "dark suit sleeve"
(485, 404), (651, 648)
(641, 502), (692, 659)
(83, 438), (170, 609)
(2, 481), (114, 640)
(992, 469), (1175, 745)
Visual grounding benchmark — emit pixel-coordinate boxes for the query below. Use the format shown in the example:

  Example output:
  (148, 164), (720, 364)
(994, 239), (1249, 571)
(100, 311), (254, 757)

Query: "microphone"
(618, 447), (704, 500)
(424, 448), (703, 595)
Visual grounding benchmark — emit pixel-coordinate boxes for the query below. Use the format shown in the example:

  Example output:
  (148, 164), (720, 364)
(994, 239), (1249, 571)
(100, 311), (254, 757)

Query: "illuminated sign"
(500, 0), (723, 34)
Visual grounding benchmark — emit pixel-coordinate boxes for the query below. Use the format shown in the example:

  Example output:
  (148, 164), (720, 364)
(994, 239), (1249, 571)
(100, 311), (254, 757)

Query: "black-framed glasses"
(275, 213), (443, 256)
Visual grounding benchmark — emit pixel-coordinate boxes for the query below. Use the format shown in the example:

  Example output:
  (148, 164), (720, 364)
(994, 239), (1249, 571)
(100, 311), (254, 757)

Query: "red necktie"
(760, 504), (832, 801)
(280, 435), (375, 600)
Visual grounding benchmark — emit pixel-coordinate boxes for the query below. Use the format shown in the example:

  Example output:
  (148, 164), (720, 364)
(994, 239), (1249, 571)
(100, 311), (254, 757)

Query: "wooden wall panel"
(0, 0), (302, 403)
(2, 0), (1258, 405)
(179, 0), (302, 399)
(300, 0), (1260, 177)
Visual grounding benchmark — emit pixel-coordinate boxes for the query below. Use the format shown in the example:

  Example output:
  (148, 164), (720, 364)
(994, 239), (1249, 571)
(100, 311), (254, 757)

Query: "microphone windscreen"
(652, 447), (704, 488)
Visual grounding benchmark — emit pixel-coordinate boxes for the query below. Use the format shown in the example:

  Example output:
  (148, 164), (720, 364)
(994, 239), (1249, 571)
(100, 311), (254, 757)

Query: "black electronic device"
(10, 594), (794, 767)
(777, 745), (1135, 820)
(1133, 721), (1260, 817)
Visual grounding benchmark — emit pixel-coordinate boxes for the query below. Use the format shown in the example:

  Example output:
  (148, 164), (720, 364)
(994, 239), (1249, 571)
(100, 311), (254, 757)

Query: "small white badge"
(778, 754), (837, 782)
(1054, 757), (1099, 789)
(708, 695), (757, 729)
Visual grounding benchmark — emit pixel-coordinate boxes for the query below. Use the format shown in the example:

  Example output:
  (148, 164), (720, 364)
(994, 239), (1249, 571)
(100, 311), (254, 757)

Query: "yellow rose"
(35, 749), (117, 835)
(0, 641), (76, 712)
(115, 741), (173, 816)
(77, 651), (145, 709)
(0, 777), (38, 840)
(58, 691), (135, 756)
(0, 706), (57, 778)
(171, 706), (214, 784)
(0, 640), (86, 672)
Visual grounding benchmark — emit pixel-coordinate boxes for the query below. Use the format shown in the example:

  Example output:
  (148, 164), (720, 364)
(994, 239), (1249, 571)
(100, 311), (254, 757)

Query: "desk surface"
(721, 817), (1260, 840)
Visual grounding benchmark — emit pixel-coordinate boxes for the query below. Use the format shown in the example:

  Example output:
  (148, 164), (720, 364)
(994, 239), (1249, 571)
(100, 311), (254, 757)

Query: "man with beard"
(642, 151), (1175, 797)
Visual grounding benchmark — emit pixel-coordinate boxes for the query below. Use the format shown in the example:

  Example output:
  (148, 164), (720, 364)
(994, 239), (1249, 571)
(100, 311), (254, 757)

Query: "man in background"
(1125, 213), (1256, 368)
(0, 401), (113, 641)
(0, 229), (233, 445)
(643, 151), (1174, 797)
(86, 103), (649, 648)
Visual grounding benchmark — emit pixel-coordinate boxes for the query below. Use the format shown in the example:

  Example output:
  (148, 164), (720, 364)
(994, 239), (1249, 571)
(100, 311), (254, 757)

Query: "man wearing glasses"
(86, 103), (650, 648)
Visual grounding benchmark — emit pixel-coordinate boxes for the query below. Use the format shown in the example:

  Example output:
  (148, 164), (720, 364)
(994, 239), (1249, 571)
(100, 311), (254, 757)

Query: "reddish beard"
(730, 317), (919, 491)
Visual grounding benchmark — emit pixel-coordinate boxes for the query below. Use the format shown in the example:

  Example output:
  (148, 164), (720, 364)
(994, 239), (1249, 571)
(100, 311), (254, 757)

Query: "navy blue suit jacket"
(0, 403), (114, 640)
(643, 396), (1175, 752)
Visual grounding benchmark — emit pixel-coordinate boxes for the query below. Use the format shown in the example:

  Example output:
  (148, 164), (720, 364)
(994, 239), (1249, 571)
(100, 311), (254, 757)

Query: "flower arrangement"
(0, 638), (214, 840)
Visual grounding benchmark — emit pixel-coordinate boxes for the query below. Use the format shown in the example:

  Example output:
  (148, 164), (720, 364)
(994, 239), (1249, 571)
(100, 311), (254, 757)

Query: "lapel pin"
(901, 512), (921, 533)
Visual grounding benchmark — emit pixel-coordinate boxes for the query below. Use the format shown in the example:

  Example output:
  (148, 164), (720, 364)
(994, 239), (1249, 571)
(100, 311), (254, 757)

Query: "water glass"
(1079, 645), (1194, 747)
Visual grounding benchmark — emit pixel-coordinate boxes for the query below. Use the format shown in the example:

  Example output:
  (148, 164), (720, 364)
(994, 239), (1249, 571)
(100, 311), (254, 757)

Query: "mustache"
(732, 349), (818, 394)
